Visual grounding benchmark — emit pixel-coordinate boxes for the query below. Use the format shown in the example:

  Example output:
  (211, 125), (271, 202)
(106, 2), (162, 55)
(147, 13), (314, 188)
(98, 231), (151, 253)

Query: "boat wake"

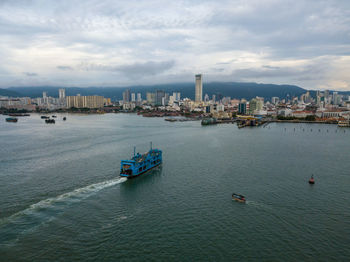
(245, 200), (273, 210)
(0, 177), (127, 244)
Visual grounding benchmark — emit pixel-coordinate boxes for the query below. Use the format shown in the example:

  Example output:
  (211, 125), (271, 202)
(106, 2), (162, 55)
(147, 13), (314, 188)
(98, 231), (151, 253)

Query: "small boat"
(309, 175), (315, 184)
(52, 115), (57, 118)
(41, 116), (49, 119)
(63, 117), (66, 121)
(45, 119), (55, 124)
(6, 117), (18, 123)
(232, 193), (246, 203)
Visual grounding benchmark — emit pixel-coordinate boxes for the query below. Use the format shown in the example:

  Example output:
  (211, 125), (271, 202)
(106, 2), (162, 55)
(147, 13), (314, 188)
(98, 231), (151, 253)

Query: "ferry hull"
(121, 162), (161, 179)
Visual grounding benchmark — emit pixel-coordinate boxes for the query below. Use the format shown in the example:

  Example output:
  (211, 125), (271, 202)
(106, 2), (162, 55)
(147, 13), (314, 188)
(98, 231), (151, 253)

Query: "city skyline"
(0, 1), (350, 90)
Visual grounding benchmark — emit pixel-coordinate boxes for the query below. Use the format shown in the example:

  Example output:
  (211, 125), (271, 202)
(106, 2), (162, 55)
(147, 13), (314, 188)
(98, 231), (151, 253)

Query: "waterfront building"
(249, 97), (263, 115)
(131, 93), (136, 102)
(67, 95), (104, 108)
(123, 89), (131, 103)
(195, 74), (203, 102)
(238, 100), (247, 114)
(43, 92), (47, 98)
(212, 95), (216, 103)
(204, 94), (209, 102)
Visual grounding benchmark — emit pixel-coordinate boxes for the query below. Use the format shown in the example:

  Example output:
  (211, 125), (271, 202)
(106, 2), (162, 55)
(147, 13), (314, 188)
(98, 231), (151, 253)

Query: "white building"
(59, 89), (66, 99)
(137, 93), (142, 102)
(131, 93), (136, 102)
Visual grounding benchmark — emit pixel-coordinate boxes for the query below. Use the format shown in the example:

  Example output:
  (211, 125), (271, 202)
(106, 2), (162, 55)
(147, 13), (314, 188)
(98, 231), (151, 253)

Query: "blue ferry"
(120, 143), (162, 179)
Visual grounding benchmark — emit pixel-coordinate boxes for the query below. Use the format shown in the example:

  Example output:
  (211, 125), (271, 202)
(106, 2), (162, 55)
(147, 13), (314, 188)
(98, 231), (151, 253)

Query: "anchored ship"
(120, 143), (162, 179)
(6, 117), (18, 123)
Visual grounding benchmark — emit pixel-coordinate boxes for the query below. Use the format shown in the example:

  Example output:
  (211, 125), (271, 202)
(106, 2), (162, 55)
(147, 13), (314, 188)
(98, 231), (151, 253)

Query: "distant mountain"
(7, 82), (310, 101)
(0, 88), (22, 97)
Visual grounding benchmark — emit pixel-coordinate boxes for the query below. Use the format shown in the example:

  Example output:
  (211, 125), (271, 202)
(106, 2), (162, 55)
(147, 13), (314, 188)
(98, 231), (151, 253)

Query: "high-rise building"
(131, 93), (136, 102)
(67, 95), (104, 108)
(146, 92), (156, 105)
(271, 97), (279, 105)
(137, 93), (142, 102)
(155, 90), (165, 106)
(123, 89), (131, 103)
(238, 100), (247, 114)
(59, 89), (66, 99)
(325, 90), (330, 99)
(195, 74), (203, 102)
(43, 92), (47, 98)
(204, 94), (209, 102)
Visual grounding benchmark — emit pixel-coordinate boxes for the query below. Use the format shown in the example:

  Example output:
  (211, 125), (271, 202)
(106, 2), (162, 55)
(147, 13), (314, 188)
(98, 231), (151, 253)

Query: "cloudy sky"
(1, 0), (350, 90)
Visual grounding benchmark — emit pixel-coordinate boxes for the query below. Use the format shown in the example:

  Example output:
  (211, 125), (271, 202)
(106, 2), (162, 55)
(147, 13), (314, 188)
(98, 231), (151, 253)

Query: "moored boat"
(338, 120), (350, 127)
(6, 117), (18, 123)
(232, 193), (246, 203)
(41, 116), (49, 119)
(120, 143), (162, 179)
(309, 175), (315, 184)
(45, 119), (55, 124)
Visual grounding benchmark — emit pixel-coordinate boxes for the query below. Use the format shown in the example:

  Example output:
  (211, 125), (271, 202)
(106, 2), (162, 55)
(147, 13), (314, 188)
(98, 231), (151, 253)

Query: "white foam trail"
(0, 177), (127, 226)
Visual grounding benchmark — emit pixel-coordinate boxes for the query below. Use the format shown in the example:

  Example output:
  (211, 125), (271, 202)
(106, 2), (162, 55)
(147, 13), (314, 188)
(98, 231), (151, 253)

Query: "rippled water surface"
(1, 113), (350, 261)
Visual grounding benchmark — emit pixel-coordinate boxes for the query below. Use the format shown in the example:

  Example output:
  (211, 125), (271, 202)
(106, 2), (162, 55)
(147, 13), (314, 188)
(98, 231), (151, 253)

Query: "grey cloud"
(57, 66), (73, 71)
(0, 0), (350, 89)
(78, 60), (175, 78)
(24, 72), (38, 77)
(262, 65), (281, 70)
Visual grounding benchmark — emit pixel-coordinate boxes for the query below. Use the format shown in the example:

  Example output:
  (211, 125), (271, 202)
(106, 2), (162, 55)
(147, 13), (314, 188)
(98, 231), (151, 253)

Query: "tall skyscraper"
(123, 89), (131, 103)
(195, 74), (203, 102)
(59, 89), (66, 99)
(137, 93), (142, 102)
(43, 92), (47, 98)
(155, 90), (165, 106)
(131, 93), (136, 102)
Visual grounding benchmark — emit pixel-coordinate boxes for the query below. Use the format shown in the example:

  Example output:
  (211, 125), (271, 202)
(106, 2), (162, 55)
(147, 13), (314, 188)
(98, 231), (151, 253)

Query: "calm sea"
(0, 113), (349, 261)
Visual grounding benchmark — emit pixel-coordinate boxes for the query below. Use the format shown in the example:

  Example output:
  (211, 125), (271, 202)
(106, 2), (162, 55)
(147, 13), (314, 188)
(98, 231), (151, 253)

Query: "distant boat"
(63, 117), (67, 121)
(8, 113), (30, 117)
(232, 193), (246, 203)
(45, 119), (55, 124)
(41, 116), (49, 119)
(6, 117), (18, 123)
(52, 115), (57, 118)
(309, 175), (315, 184)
